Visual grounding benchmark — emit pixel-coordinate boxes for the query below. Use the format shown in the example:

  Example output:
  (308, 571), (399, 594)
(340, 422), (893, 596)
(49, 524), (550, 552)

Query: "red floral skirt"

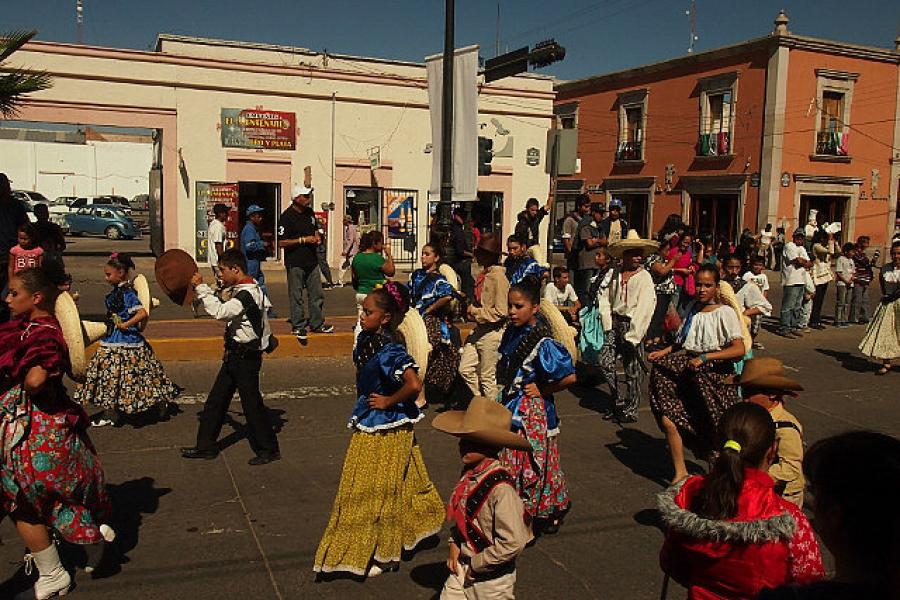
(499, 393), (570, 519)
(0, 385), (111, 544)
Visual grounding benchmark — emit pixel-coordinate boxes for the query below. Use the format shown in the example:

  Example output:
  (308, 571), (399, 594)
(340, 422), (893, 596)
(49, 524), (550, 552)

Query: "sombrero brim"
(154, 249), (198, 307)
(527, 244), (549, 268)
(133, 274), (151, 331)
(740, 374), (804, 392)
(606, 239), (659, 258)
(718, 281), (753, 355)
(539, 303), (579, 361)
(398, 308), (432, 376)
(55, 291), (86, 382)
(432, 411), (532, 451)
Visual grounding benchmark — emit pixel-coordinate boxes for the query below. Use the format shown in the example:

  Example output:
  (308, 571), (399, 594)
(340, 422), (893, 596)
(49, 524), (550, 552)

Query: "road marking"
(175, 385), (356, 405)
(220, 452), (285, 600)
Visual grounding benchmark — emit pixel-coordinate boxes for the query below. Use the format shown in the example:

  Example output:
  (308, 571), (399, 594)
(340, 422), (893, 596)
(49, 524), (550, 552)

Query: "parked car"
(130, 194), (149, 211)
(11, 190), (51, 209)
(64, 205), (141, 240)
(53, 196), (78, 207)
(69, 196), (132, 212)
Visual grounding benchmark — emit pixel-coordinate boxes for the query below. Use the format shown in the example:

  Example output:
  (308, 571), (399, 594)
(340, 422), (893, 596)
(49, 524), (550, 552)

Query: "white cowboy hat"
(55, 292), (107, 382)
(607, 229), (659, 258)
(539, 302), (579, 361)
(432, 396), (532, 451)
(133, 274), (160, 332)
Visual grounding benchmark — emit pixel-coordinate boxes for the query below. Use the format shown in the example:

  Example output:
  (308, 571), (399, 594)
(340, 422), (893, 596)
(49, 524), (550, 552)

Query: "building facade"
(555, 12), (900, 250)
(12, 35), (556, 263)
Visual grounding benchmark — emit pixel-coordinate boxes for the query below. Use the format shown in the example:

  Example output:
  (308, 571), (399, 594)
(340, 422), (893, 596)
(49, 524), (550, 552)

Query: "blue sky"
(4, 0), (899, 80)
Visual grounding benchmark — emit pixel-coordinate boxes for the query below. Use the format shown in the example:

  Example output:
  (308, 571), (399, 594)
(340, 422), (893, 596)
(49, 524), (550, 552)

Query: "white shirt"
(733, 280), (772, 316)
(543, 283), (579, 307)
(195, 282), (272, 347)
(207, 219), (227, 268)
(681, 305), (743, 354)
(782, 242), (809, 286)
(835, 256), (854, 287)
(609, 268), (656, 345)
(742, 271), (770, 293)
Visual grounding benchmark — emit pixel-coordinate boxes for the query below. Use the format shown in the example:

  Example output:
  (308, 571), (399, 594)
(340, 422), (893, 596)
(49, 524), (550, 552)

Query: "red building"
(554, 11), (900, 250)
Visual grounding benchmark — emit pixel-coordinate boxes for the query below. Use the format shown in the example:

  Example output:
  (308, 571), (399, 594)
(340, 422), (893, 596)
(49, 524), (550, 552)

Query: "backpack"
(234, 289), (279, 354)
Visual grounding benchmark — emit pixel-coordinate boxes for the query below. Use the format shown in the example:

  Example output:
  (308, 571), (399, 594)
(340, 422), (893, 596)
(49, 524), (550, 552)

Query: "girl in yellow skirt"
(314, 281), (444, 578)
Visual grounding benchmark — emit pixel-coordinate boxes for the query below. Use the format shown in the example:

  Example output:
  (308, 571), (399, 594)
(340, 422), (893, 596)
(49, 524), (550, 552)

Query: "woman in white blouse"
(648, 264), (746, 484)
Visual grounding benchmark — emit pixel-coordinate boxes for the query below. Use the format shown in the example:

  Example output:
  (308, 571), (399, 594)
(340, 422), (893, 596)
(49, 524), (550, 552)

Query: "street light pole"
(436, 0), (455, 232)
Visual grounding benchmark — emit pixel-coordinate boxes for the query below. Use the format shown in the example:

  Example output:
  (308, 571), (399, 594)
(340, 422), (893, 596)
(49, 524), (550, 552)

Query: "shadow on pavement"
(216, 408), (288, 453)
(570, 363), (615, 416)
(409, 561), (447, 599)
(605, 428), (702, 488)
(815, 348), (876, 373)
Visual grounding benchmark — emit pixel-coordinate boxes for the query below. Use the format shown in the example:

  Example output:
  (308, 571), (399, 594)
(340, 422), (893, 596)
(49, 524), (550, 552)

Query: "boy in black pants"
(182, 249), (281, 465)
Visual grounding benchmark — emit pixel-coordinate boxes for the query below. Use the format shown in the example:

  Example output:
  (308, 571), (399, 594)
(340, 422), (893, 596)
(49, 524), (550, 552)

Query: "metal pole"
(436, 0), (455, 232)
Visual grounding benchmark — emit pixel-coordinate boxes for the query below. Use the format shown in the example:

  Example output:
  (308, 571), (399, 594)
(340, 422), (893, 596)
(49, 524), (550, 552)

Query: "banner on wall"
(385, 190), (416, 238)
(195, 182), (239, 262)
(220, 108), (296, 150)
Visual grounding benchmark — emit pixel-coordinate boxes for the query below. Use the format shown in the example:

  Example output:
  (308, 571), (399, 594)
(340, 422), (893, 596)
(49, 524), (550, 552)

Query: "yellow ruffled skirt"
(313, 425), (444, 576)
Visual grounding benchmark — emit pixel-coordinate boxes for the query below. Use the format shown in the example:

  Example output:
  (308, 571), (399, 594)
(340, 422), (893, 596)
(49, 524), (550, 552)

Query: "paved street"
(0, 317), (895, 599)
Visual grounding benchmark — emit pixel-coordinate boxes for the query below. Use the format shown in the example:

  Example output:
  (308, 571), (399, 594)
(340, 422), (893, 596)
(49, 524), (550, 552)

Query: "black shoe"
(810, 324), (826, 330)
(248, 453), (281, 466)
(312, 324), (335, 334)
(614, 412), (639, 424)
(181, 447), (218, 460)
(292, 328), (308, 342)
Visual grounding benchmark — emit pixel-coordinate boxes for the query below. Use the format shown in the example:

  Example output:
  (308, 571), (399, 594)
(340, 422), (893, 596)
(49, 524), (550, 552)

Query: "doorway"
(800, 195), (847, 239)
(474, 191), (504, 235)
(346, 186), (381, 236)
(238, 182), (280, 260)
(611, 193), (650, 237)
(691, 194), (739, 242)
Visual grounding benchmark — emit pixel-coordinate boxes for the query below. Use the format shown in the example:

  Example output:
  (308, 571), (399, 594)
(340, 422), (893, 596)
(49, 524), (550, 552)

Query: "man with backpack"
(562, 195), (591, 271)
(182, 248), (281, 466)
(574, 202), (606, 305)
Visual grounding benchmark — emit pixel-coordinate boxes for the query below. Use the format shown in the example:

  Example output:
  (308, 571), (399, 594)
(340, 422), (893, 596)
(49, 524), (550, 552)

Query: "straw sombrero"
(155, 249), (198, 307)
(718, 281), (753, 355)
(739, 357), (804, 392)
(527, 244), (549, 268)
(438, 263), (461, 314)
(539, 302), (579, 361)
(397, 307), (432, 376)
(133, 274), (160, 332)
(607, 229), (659, 259)
(55, 292), (107, 382)
(432, 396), (532, 450)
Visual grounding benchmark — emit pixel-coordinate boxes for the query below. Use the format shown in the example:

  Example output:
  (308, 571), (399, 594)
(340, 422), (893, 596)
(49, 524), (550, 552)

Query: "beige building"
(13, 35), (556, 264)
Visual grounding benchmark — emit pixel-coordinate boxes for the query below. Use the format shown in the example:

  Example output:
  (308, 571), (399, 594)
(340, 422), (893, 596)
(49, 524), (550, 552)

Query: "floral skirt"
(74, 343), (180, 414)
(313, 425), (444, 576)
(858, 298), (900, 360)
(0, 385), (111, 544)
(423, 314), (460, 393)
(649, 353), (740, 460)
(499, 394), (570, 520)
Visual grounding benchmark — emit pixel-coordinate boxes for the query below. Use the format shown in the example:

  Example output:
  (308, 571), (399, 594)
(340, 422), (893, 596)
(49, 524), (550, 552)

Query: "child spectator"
(849, 235), (878, 324)
(797, 268), (816, 332)
(543, 266), (581, 325)
(432, 396), (533, 598)
(8, 222), (43, 283)
(834, 242), (856, 328)
(741, 357), (807, 507)
(742, 255), (770, 298)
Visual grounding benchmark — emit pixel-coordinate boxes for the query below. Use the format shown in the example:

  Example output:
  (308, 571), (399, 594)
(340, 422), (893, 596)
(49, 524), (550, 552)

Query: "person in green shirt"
(351, 231), (396, 338)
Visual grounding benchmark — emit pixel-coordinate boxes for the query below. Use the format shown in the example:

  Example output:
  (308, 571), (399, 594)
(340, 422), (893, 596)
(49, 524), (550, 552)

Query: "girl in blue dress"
(74, 253), (179, 426)
(315, 281), (444, 578)
(505, 235), (548, 285)
(409, 243), (460, 405)
(496, 276), (576, 533)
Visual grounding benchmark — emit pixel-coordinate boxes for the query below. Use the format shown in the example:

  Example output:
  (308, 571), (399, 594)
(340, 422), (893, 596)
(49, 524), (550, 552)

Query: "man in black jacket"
(514, 196), (553, 249)
(447, 206), (475, 301)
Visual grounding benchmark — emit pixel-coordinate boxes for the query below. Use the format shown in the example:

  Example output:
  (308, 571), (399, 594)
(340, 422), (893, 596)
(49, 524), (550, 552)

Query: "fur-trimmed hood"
(658, 471), (797, 546)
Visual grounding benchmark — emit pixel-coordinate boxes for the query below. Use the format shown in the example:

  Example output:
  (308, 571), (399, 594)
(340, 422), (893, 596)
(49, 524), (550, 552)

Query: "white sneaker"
(92, 418), (114, 428)
(28, 544), (71, 600)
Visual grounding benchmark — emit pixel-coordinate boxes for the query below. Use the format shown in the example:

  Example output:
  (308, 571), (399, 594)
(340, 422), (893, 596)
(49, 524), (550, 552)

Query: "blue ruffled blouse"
(101, 283), (145, 347)
(409, 268), (455, 343)
(497, 323), (575, 434)
(348, 334), (422, 432)
(504, 256), (547, 285)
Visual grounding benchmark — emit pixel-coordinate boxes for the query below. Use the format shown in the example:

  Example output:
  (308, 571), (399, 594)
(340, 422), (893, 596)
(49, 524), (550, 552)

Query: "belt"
(467, 560), (516, 582)
(612, 314), (632, 322)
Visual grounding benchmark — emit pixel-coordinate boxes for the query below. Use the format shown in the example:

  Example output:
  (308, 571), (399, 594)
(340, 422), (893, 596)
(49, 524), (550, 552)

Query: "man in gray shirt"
(562, 194), (590, 271)
(574, 202), (605, 305)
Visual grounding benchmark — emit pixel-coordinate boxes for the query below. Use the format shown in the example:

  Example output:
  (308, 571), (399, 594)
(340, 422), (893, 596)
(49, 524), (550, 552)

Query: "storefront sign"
(526, 147), (540, 166)
(195, 182), (239, 261)
(221, 109), (296, 150)
(385, 190), (416, 238)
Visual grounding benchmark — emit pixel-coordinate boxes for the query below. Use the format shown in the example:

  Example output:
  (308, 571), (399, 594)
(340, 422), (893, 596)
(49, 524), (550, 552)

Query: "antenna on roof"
(75, 0), (84, 44)
(686, 0), (698, 53)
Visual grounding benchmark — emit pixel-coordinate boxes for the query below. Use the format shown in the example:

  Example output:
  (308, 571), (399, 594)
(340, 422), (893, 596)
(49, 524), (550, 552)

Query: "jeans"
(835, 284), (851, 325)
(286, 264), (325, 331)
(317, 246), (334, 285)
(779, 284), (805, 331)
(810, 282), (829, 326)
(574, 268), (597, 307)
(195, 351), (279, 457)
(849, 285), (871, 323)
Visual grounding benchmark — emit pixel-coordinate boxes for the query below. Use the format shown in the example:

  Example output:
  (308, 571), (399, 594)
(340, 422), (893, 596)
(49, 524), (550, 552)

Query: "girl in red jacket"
(657, 402), (824, 599)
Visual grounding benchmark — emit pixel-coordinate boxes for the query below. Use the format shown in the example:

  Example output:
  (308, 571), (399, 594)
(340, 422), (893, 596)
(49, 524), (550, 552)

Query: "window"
(616, 89), (648, 162)
(555, 102), (578, 130)
(813, 69), (857, 158)
(697, 72), (738, 157)
(700, 90), (733, 156)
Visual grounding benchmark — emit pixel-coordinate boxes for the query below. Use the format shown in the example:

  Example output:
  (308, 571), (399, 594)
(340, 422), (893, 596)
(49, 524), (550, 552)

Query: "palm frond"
(0, 30), (51, 118)
(0, 30), (37, 63)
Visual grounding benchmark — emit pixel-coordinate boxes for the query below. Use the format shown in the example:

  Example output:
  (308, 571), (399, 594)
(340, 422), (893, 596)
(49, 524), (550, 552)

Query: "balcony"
(615, 140), (643, 162)
(698, 132), (731, 157)
(812, 130), (850, 162)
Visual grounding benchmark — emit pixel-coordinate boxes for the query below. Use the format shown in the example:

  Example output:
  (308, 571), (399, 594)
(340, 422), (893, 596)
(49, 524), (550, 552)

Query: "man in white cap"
(278, 184), (333, 342)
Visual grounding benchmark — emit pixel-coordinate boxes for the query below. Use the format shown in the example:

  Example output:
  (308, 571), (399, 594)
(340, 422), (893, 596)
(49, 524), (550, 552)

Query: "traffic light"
(528, 39), (566, 69)
(478, 136), (493, 176)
